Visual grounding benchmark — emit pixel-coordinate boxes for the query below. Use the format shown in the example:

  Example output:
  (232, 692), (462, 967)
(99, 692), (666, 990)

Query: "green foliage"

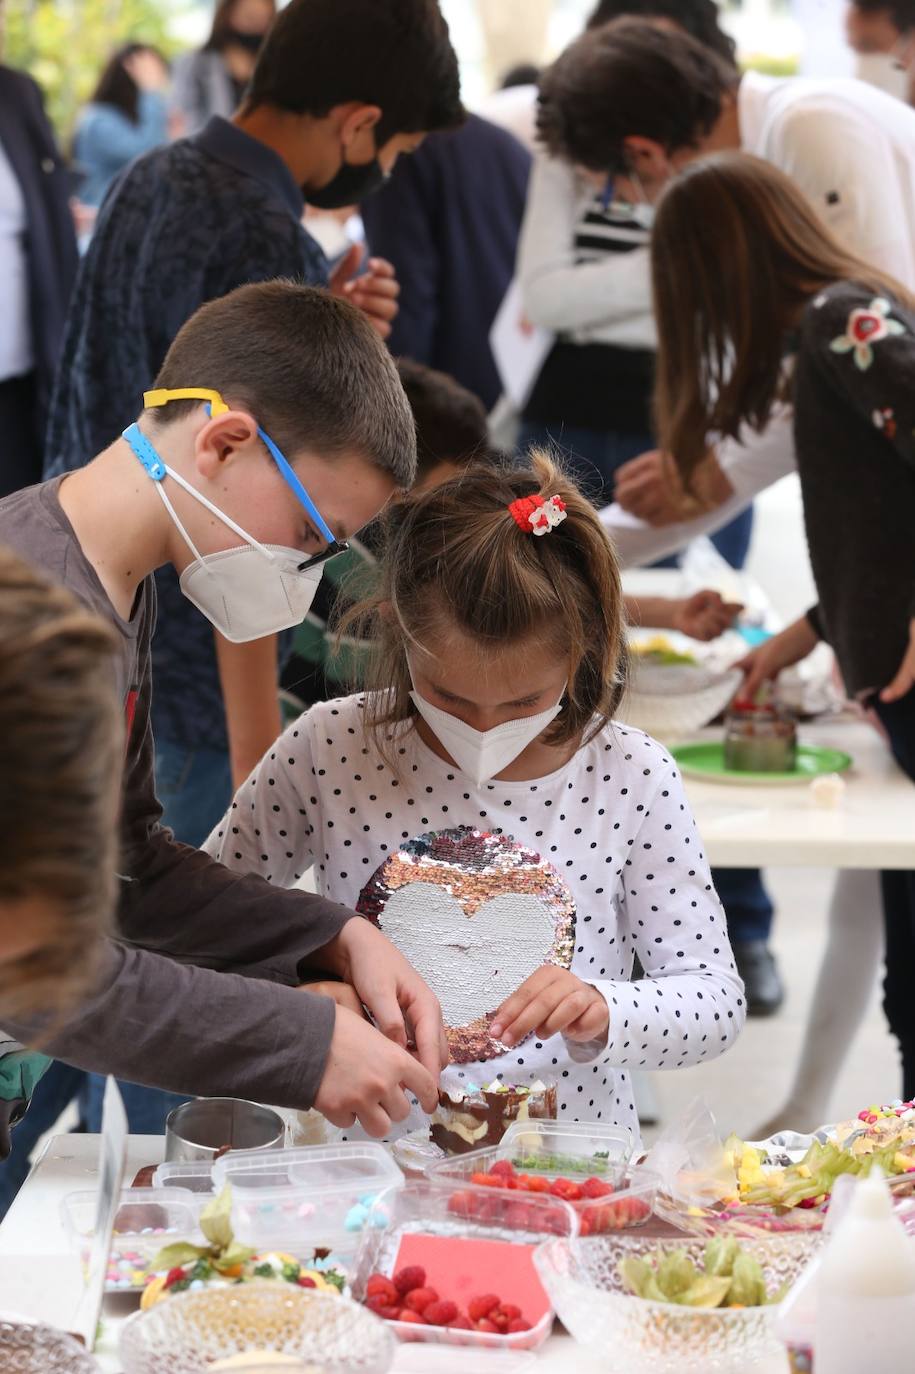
(3, 0), (188, 141)
(740, 54), (800, 78)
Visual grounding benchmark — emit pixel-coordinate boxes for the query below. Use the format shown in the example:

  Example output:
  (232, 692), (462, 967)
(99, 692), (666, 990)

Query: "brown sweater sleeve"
(4, 943), (337, 1107)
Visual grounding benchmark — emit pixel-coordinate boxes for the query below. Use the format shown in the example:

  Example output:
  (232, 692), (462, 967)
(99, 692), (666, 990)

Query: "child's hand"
(300, 980), (366, 1017)
(489, 967), (610, 1049)
(880, 617), (915, 703)
(671, 590), (742, 642)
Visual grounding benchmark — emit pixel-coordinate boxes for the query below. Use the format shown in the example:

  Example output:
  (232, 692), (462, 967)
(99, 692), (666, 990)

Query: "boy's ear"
(194, 410), (260, 477)
(338, 102), (383, 149)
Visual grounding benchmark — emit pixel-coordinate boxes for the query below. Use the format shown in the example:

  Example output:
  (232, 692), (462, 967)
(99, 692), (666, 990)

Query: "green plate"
(671, 741), (853, 786)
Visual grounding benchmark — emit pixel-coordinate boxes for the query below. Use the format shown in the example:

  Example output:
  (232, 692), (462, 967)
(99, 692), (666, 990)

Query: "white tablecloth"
(0, 1134), (789, 1373)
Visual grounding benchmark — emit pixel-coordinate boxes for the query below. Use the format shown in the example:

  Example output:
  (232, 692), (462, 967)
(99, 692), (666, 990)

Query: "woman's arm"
(202, 709), (318, 887)
(517, 152), (653, 334)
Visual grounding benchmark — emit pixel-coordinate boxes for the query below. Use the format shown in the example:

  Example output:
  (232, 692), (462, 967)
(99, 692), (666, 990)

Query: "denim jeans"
(872, 688), (915, 1098)
(154, 735), (234, 849)
(518, 420), (755, 572)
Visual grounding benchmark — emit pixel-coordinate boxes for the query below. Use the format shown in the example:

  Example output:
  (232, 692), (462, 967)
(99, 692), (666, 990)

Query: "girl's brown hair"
(0, 549), (123, 1018)
(651, 151), (915, 484)
(347, 449), (629, 754)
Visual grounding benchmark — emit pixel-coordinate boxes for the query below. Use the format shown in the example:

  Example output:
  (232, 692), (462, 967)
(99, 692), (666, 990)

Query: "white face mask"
(123, 423), (326, 643)
(409, 684), (565, 787)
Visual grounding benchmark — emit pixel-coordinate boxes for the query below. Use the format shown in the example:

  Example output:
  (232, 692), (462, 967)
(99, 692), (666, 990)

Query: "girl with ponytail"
(207, 453), (745, 1141)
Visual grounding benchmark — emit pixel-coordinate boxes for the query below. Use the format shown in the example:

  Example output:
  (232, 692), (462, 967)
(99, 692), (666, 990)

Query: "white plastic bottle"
(815, 1170), (915, 1374)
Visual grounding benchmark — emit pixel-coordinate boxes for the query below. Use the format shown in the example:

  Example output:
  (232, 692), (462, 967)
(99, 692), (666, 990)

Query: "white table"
(0, 1134), (789, 1373)
(684, 717), (915, 870)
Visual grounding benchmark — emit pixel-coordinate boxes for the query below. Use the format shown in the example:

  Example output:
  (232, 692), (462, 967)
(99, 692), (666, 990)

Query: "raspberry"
(468, 1294), (500, 1321)
(393, 1265), (426, 1296)
(582, 1176), (613, 1199)
(164, 1267), (187, 1288)
(507, 1318), (532, 1333)
(550, 1177), (583, 1202)
(475, 1317), (500, 1334)
(424, 1299), (459, 1326)
(471, 1172), (500, 1188)
(366, 1274), (398, 1305)
(448, 1190), (475, 1218)
(525, 1174), (551, 1193)
(489, 1308), (509, 1331)
(398, 1309), (427, 1325)
(365, 1296), (401, 1320)
(447, 1314), (473, 1330)
(404, 1286), (439, 1314)
(498, 1303), (522, 1322)
(489, 1160), (515, 1179)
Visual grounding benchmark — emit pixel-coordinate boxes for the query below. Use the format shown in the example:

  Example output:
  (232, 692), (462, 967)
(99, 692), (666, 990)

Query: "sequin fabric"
(357, 825), (576, 1062)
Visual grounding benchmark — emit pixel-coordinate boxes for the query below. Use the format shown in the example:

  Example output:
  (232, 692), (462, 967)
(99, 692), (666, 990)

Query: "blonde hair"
(346, 449), (629, 756)
(0, 549), (123, 1017)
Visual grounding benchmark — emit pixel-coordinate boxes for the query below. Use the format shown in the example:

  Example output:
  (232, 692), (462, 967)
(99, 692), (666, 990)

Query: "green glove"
(0, 1042), (53, 1157)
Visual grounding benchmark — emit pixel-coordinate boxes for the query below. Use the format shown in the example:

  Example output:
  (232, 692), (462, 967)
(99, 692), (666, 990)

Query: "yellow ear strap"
(143, 387), (230, 416)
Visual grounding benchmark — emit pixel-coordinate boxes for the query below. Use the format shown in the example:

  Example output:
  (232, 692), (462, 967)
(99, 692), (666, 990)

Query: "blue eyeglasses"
(142, 387), (350, 571)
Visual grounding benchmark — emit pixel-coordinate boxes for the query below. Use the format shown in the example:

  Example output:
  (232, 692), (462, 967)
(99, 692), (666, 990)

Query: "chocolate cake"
(430, 1078), (557, 1155)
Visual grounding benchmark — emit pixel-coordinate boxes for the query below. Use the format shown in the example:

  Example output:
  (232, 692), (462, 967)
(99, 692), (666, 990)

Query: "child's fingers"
(534, 989), (596, 1040)
(490, 968), (557, 1044)
(563, 999), (611, 1044)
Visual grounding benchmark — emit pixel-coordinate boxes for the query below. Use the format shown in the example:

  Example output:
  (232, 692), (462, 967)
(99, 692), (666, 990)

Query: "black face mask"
(224, 28), (264, 55)
(305, 156), (389, 210)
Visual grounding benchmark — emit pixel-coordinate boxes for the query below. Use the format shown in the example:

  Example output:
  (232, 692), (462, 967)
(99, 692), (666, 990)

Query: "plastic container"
(350, 1179), (577, 1352)
(428, 1120), (648, 1236)
(62, 1187), (204, 1291)
(814, 1170), (915, 1374)
(152, 1159), (218, 1196)
(211, 1143), (404, 1261)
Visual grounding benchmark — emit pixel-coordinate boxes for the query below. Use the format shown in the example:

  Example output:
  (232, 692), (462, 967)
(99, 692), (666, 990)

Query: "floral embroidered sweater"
(795, 280), (915, 697)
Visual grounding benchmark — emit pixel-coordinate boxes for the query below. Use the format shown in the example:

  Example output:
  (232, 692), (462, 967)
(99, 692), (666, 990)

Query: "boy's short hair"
(853, 0), (915, 28)
(246, 0), (463, 142)
(538, 17), (736, 174)
(586, 0), (737, 65)
(151, 281), (418, 489)
(396, 359), (490, 476)
(0, 548), (122, 1016)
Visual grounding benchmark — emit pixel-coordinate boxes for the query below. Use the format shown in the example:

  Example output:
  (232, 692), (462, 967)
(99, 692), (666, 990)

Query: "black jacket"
(0, 66), (78, 433)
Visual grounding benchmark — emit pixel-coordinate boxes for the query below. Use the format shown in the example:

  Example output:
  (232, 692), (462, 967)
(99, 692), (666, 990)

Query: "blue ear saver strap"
(123, 423), (166, 481)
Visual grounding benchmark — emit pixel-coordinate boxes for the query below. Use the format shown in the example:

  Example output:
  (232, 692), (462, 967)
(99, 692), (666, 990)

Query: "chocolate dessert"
(430, 1079), (557, 1155)
(723, 704), (797, 772)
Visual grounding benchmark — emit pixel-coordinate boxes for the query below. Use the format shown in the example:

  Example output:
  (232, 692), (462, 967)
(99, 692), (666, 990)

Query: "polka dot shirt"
(204, 694), (746, 1146)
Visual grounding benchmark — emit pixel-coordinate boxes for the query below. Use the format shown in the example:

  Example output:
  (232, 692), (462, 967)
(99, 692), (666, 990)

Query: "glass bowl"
(118, 1282), (395, 1374)
(533, 1232), (822, 1373)
(0, 1320), (101, 1372)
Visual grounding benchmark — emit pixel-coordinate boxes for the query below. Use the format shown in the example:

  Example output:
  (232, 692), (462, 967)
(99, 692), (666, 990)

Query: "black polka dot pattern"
(204, 696), (747, 1146)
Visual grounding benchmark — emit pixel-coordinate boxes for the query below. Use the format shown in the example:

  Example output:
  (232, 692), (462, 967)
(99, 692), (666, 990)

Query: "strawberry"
(468, 1294), (500, 1322)
(489, 1160), (514, 1179)
(404, 1286), (439, 1314)
(525, 1174), (551, 1193)
(475, 1318), (500, 1334)
(582, 1176), (613, 1199)
(398, 1310), (427, 1325)
(366, 1274), (398, 1305)
(424, 1299), (459, 1326)
(550, 1177), (583, 1202)
(393, 1265), (426, 1296)
(297, 1276), (317, 1288)
(507, 1318), (532, 1333)
(447, 1314), (473, 1330)
(365, 1296), (401, 1320)
(164, 1266), (187, 1289)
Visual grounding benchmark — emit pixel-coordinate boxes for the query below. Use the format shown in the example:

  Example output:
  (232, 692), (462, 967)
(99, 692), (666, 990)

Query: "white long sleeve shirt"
(600, 71), (915, 563)
(205, 695), (746, 1145)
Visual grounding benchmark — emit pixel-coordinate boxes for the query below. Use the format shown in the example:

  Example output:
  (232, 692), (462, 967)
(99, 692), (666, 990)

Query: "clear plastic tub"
(350, 1179), (578, 1352)
(427, 1120), (651, 1236)
(152, 1159), (217, 1196)
(62, 1188), (204, 1292)
(211, 1142), (404, 1261)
